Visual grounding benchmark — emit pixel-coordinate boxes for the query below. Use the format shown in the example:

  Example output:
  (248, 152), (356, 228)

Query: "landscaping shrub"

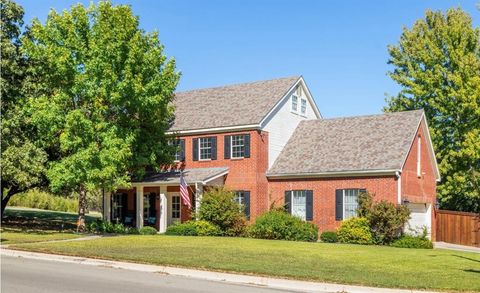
(391, 235), (433, 249)
(198, 187), (247, 236)
(357, 192), (410, 244)
(87, 219), (138, 234)
(165, 221), (222, 236)
(139, 226), (158, 235)
(248, 210), (318, 242)
(9, 189), (78, 212)
(320, 231), (338, 243)
(337, 217), (373, 245)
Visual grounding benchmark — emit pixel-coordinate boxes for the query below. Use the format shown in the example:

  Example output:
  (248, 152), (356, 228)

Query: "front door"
(168, 193), (181, 226)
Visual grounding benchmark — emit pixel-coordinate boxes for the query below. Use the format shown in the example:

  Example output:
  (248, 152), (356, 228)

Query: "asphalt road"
(1, 255), (289, 293)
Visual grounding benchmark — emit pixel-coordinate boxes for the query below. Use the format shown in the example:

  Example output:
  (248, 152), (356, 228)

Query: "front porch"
(102, 167), (228, 232)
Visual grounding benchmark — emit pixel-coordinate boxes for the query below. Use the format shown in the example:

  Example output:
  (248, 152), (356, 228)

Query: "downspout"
(395, 171), (402, 204)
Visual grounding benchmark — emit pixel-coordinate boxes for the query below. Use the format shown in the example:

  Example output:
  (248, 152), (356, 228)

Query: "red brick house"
(104, 76), (440, 239)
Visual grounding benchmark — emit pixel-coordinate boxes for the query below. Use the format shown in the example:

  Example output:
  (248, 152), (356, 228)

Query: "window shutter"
(244, 134), (251, 158)
(224, 135), (231, 159)
(306, 190), (313, 221)
(211, 137), (217, 160)
(244, 191), (250, 220)
(192, 138), (198, 161)
(335, 189), (343, 221)
(180, 139), (185, 161)
(284, 191), (292, 214)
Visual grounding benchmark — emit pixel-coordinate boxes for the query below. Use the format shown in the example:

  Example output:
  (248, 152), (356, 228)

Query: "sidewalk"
(434, 241), (480, 253)
(1, 249), (438, 293)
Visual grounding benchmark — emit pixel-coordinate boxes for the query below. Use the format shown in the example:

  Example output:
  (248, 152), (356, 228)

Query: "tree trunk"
(1, 186), (19, 217)
(77, 185), (87, 232)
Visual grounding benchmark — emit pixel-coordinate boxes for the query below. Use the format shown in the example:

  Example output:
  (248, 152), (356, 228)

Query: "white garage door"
(407, 203), (432, 239)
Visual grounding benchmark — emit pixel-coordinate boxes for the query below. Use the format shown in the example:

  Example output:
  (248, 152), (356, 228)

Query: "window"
(234, 191), (250, 219)
(301, 99), (307, 115)
(292, 190), (307, 220)
(231, 135), (245, 158)
(291, 94), (298, 111)
(170, 139), (184, 161)
(199, 137), (212, 160)
(343, 189), (359, 219)
(172, 195), (180, 219)
(417, 135), (421, 177)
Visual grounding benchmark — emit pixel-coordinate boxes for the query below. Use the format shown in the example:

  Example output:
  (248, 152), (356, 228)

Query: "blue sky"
(18, 1), (480, 118)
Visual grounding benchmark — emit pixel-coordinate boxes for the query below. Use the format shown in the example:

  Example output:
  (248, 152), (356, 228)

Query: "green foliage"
(337, 217), (373, 245)
(357, 192), (410, 244)
(391, 235), (433, 249)
(320, 231), (338, 243)
(139, 226), (157, 235)
(1, 0), (47, 213)
(198, 187), (247, 236)
(247, 210), (318, 242)
(385, 8), (480, 212)
(87, 219), (139, 234)
(165, 221), (222, 236)
(8, 189), (78, 213)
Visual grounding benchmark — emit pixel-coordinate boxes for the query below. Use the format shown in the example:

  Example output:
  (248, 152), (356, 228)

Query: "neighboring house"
(104, 76), (440, 239)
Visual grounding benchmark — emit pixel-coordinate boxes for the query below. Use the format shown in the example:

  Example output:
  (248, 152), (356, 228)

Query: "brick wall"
(268, 176), (398, 232)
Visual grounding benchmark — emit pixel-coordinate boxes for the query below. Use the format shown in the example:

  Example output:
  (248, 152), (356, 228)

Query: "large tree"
(1, 0), (47, 215)
(385, 8), (480, 212)
(23, 1), (179, 230)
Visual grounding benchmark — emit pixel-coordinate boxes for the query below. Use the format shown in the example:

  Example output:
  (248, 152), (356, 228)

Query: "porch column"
(136, 186), (144, 229)
(159, 186), (167, 233)
(103, 190), (111, 222)
(195, 182), (203, 220)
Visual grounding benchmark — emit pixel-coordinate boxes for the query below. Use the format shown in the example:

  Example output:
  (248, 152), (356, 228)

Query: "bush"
(391, 235), (433, 249)
(139, 226), (158, 235)
(320, 231), (338, 243)
(357, 192), (410, 244)
(337, 217), (373, 245)
(9, 189), (78, 213)
(165, 221), (222, 236)
(87, 219), (139, 234)
(198, 187), (247, 236)
(247, 210), (318, 242)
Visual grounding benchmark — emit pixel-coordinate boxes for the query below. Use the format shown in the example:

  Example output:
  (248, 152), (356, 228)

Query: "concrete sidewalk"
(434, 242), (480, 253)
(1, 249), (437, 293)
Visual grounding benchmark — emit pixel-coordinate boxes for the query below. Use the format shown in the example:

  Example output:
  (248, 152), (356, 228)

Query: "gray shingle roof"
(170, 76), (300, 131)
(135, 167), (229, 184)
(267, 110), (424, 176)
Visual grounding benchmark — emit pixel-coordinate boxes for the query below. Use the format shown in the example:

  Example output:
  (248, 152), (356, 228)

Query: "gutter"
(266, 169), (399, 179)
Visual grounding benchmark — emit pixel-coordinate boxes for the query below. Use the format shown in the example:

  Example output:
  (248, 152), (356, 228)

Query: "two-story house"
(103, 76), (440, 239)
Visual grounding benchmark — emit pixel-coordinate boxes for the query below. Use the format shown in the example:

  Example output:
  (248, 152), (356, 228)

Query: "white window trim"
(171, 195), (181, 220)
(170, 139), (182, 162)
(417, 135), (421, 177)
(291, 94), (298, 112)
(290, 190), (307, 221)
(300, 98), (307, 115)
(342, 189), (362, 220)
(230, 135), (245, 159)
(198, 137), (212, 161)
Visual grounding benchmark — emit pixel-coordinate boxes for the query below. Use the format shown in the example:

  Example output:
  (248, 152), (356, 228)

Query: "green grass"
(11, 235), (480, 292)
(0, 228), (82, 245)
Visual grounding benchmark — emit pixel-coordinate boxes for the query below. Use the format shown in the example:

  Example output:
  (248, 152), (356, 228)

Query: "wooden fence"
(436, 209), (480, 247)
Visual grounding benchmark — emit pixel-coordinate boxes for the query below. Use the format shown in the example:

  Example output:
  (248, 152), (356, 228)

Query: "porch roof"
(133, 167), (229, 185)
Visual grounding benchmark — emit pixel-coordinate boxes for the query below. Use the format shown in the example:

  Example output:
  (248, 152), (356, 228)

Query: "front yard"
(10, 234), (480, 292)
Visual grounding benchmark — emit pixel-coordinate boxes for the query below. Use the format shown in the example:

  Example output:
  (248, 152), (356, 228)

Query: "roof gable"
(267, 110), (425, 176)
(170, 76), (300, 132)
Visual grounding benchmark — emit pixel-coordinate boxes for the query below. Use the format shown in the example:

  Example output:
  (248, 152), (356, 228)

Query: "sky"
(17, 0), (480, 118)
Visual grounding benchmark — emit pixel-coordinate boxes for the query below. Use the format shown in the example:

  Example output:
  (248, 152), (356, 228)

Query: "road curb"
(1, 249), (437, 293)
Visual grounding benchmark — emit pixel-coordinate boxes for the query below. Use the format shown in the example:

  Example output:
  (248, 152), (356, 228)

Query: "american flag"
(180, 172), (191, 209)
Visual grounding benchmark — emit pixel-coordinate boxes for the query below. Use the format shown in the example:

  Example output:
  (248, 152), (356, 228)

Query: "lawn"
(1, 207), (100, 244)
(11, 235), (480, 292)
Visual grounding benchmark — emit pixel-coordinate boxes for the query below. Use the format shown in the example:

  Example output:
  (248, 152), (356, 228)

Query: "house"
(103, 76), (440, 239)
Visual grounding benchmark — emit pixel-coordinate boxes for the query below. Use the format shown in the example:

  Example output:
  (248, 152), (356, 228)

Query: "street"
(1, 255), (289, 293)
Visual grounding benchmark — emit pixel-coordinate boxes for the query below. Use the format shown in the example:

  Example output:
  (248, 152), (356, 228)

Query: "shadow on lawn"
(453, 254), (480, 263)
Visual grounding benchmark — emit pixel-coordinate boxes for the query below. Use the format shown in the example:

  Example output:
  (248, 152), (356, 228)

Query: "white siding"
(262, 82), (319, 168)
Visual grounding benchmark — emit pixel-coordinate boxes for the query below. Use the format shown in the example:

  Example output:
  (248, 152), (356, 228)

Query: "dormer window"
(292, 94), (298, 112)
(301, 99), (307, 115)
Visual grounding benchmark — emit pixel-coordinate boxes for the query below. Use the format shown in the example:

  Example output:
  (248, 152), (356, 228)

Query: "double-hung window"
(291, 94), (298, 112)
(231, 135), (245, 158)
(285, 190), (313, 221)
(171, 195), (181, 219)
(234, 191), (250, 219)
(301, 99), (307, 115)
(170, 139), (185, 162)
(335, 189), (366, 220)
(199, 137), (212, 160)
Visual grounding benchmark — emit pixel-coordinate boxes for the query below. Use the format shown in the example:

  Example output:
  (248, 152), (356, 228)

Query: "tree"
(22, 1), (179, 230)
(385, 8), (480, 212)
(1, 0), (47, 215)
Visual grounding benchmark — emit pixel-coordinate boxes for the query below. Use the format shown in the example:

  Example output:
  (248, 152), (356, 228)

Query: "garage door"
(407, 203), (432, 239)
